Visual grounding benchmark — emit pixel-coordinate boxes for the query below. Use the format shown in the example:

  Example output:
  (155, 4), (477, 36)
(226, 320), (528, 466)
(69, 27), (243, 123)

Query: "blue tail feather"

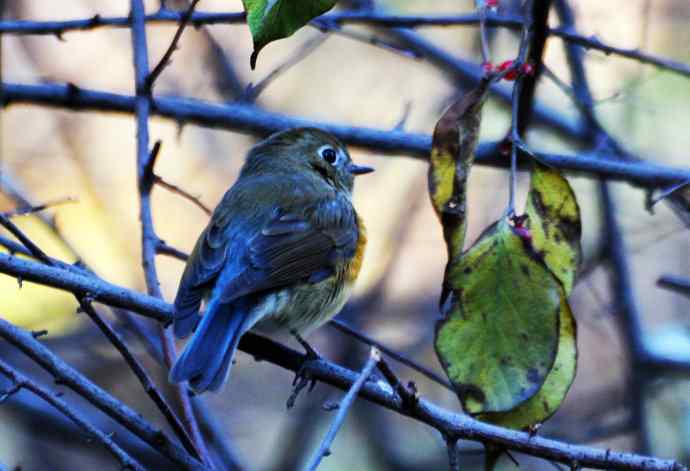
(170, 299), (249, 393)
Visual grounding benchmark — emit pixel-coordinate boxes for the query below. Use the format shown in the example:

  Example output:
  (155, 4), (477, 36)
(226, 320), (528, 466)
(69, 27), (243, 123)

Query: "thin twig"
(77, 298), (200, 457)
(0, 213), (52, 264)
(657, 274), (690, 299)
(130, 0), (211, 465)
(0, 358), (146, 471)
(153, 173), (212, 216)
(305, 348), (381, 471)
(446, 437), (461, 471)
(310, 20), (421, 60)
(477, 6), (491, 65)
(2, 11), (689, 79)
(0, 196), (75, 218)
(330, 319), (453, 391)
(505, 0), (536, 216)
(0, 192), (201, 458)
(241, 34), (327, 103)
(146, 0), (201, 91)
(647, 179), (690, 208)
(600, 181), (651, 453)
(376, 355), (419, 410)
(0, 317), (206, 469)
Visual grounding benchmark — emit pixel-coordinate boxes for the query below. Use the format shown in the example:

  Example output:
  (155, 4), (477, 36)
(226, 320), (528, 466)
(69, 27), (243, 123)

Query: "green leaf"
(428, 79), (491, 259)
(478, 165), (580, 429)
(477, 294), (577, 429)
(525, 163), (582, 294)
(242, 0), (337, 69)
(435, 220), (561, 414)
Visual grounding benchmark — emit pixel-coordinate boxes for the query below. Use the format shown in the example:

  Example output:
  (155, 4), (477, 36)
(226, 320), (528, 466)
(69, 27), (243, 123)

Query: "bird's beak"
(347, 163), (375, 175)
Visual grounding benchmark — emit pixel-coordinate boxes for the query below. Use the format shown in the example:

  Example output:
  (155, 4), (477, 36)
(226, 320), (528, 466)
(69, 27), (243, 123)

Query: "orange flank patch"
(346, 214), (367, 283)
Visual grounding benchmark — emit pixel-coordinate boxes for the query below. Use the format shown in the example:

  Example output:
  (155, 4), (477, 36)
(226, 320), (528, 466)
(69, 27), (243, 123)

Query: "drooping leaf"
(477, 294), (576, 429)
(435, 220), (561, 414)
(242, 0), (337, 69)
(478, 164), (580, 430)
(428, 78), (491, 261)
(525, 163), (582, 294)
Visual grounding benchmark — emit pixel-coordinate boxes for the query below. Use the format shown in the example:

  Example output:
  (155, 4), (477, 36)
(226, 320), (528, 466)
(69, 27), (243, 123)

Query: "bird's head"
(243, 128), (374, 193)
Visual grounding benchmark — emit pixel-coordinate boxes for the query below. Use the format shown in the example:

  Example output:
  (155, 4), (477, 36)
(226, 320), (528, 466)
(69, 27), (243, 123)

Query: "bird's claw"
(291, 329), (321, 361)
(286, 330), (321, 408)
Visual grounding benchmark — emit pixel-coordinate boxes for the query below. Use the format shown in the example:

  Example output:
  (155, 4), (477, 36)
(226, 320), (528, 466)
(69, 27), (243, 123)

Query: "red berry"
(486, 0), (499, 7)
(496, 60), (513, 71)
(520, 62), (535, 76)
(497, 60), (518, 80)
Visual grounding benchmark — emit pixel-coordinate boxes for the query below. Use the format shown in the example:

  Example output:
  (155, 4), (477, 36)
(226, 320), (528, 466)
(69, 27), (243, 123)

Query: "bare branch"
(2, 11), (688, 79)
(0, 196), (75, 218)
(0, 358), (146, 471)
(129, 0), (211, 465)
(0, 317), (207, 469)
(330, 319), (453, 391)
(305, 348), (381, 471)
(3, 82), (690, 189)
(657, 274), (690, 299)
(0, 197), (199, 458)
(154, 173), (212, 216)
(146, 0), (201, 90)
(0, 253), (683, 470)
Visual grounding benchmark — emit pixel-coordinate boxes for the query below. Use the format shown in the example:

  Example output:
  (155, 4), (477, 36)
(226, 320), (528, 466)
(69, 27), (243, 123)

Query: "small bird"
(169, 128), (373, 393)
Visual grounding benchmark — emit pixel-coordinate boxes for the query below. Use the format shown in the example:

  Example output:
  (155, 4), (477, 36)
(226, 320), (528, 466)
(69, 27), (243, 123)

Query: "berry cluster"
(481, 60), (535, 81)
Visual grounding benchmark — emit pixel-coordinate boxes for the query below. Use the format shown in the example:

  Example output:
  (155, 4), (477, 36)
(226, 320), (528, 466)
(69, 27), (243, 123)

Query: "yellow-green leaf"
(478, 294), (577, 429)
(435, 220), (561, 414)
(477, 164), (581, 430)
(428, 79), (491, 259)
(525, 163), (582, 294)
(242, 0), (337, 69)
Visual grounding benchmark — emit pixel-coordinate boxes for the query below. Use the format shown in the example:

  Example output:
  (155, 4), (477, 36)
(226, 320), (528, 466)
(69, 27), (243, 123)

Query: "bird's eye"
(321, 147), (338, 164)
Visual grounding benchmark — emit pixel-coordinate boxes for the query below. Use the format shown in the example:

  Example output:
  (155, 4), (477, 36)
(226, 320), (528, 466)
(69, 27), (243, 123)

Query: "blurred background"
(1, 0), (690, 469)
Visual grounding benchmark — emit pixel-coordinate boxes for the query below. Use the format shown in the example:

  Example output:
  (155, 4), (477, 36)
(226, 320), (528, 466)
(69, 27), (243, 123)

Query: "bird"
(169, 127), (373, 393)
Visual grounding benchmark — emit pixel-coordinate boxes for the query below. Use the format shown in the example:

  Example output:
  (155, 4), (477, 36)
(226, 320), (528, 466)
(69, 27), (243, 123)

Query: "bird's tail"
(170, 299), (250, 393)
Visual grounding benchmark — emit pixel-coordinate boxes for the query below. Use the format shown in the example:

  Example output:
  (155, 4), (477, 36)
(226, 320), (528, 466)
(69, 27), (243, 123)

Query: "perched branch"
(3, 82), (690, 188)
(0, 358), (146, 471)
(0, 253), (683, 470)
(305, 348), (381, 471)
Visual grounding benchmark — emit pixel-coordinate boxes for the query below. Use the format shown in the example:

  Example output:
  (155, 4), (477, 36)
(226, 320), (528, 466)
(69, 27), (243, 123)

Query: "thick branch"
(0, 254), (683, 470)
(3, 82), (690, 188)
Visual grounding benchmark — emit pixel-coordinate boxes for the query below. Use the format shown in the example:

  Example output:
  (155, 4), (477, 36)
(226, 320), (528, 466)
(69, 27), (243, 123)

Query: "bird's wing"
(219, 199), (359, 304)
(172, 198), (235, 337)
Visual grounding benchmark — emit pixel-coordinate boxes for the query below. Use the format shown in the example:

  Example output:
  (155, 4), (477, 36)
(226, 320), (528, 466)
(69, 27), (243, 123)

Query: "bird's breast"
(345, 213), (367, 284)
